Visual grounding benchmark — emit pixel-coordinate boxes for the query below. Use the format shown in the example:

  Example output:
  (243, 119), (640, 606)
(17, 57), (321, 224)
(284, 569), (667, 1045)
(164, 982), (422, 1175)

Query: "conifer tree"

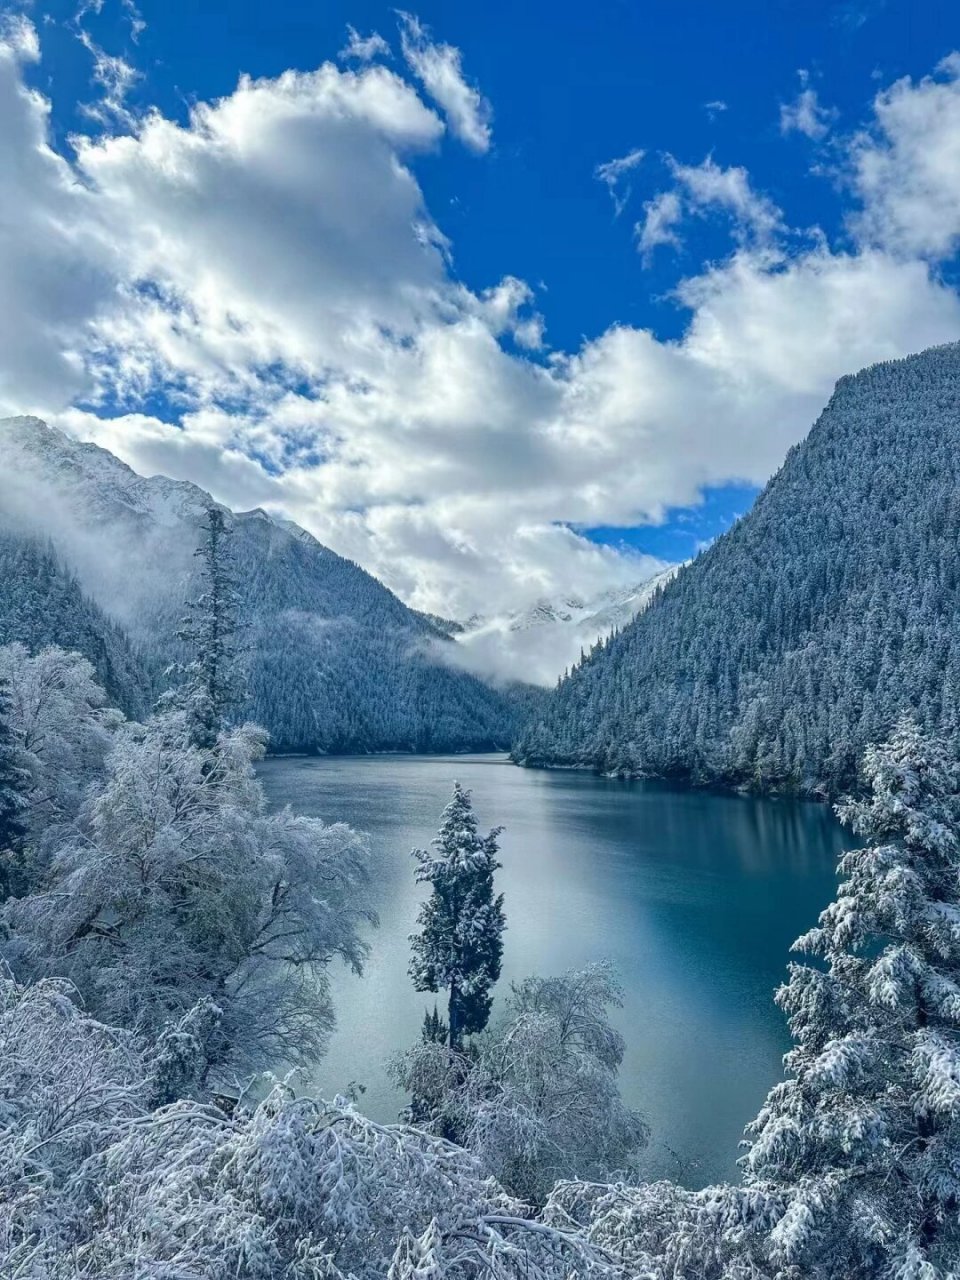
(409, 783), (505, 1049)
(0, 674), (26, 903)
(741, 718), (960, 1277)
(421, 1004), (448, 1045)
(172, 507), (242, 748)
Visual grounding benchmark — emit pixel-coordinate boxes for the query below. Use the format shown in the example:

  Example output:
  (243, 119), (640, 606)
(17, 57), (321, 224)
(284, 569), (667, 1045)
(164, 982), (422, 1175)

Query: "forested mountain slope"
(0, 417), (517, 752)
(514, 342), (960, 795)
(0, 529), (151, 716)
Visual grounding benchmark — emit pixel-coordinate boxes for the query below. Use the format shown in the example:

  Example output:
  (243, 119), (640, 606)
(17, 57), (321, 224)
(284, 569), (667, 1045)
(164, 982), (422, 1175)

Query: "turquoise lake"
(259, 753), (850, 1187)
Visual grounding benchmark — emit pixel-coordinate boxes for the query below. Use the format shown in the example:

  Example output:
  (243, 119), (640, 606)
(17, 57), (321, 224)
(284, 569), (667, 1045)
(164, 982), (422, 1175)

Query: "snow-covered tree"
(542, 1175), (780, 1280)
(409, 783), (505, 1048)
(0, 674), (27, 902)
(739, 718), (960, 1276)
(0, 972), (620, 1280)
(0, 643), (120, 844)
(172, 506), (243, 749)
(393, 962), (648, 1206)
(6, 712), (374, 1074)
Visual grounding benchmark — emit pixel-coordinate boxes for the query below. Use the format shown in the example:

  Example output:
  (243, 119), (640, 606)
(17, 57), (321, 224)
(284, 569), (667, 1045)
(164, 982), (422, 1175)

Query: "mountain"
(497, 575), (676, 636)
(0, 528), (151, 716)
(514, 342), (960, 796)
(0, 417), (518, 753)
(450, 569), (676, 687)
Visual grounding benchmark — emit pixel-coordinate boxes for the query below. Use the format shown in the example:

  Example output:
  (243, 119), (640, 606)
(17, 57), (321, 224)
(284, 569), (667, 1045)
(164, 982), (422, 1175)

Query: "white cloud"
(478, 277), (546, 349)
(669, 155), (784, 243)
(780, 70), (837, 140)
(704, 100), (728, 120)
(1, 12), (39, 60)
(72, 59), (451, 406)
(2, 21), (960, 640)
(850, 53), (960, 259)
(339, 26), (391, 62)
(122, 1), (146, 43)
(636, 190), (683, 260)
(77, 31), (140, 126)
(0, 22), (115, 410)
(397, 11), (491, 153)
(634, 156), (782, 261)
(595, 147), (645, 216)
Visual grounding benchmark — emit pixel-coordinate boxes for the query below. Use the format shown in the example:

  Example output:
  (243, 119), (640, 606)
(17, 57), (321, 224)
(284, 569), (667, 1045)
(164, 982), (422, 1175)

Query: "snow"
(450, 567), (678, 685)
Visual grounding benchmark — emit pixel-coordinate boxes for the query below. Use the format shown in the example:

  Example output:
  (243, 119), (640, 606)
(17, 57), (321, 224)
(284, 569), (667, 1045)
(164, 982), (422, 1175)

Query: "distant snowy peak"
(582, 571), (680, 633)
(464, 568), (678, 640)
(450, 565), (678, 686)
(510, 597), (591, 630)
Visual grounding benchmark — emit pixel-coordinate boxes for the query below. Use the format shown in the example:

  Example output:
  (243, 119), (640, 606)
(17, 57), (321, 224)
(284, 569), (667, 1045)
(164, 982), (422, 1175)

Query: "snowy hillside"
(0, 417), (519, 753)
(516, 342), (960, 794)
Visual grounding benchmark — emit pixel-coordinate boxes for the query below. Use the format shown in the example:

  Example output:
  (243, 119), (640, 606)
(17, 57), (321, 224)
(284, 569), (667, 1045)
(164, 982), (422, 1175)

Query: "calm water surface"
(258, 753), (850, 1187)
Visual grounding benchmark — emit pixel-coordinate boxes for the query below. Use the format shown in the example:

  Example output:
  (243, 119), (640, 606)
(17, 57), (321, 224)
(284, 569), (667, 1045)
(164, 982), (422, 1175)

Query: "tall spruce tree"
(173, 507), (242, 748)
(409, 783), (505, 1049)
(741, 718), (960, 1277)
(0, 674), (26, 903)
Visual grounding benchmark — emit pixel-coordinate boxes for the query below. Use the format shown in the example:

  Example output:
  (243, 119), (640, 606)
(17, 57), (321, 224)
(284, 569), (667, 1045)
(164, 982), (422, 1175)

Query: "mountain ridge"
(0, 416), (520, 753)
(514, 341), (960, 796)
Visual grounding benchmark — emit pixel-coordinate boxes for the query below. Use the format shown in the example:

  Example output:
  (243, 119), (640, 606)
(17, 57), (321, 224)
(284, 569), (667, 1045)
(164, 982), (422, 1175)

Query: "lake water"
(258, 753), (850, 1188)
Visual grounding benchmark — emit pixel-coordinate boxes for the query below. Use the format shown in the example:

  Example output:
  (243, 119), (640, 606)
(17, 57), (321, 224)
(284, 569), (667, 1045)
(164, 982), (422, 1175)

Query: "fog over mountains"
(0, 416), (523, 752)
(8, 339), (960, 783)
(447, 569), (677, 685)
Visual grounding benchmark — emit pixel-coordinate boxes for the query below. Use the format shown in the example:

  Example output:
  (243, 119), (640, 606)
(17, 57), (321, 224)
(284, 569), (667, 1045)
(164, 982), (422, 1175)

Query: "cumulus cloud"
(2, 20), (960, 629)
(478, 277), (546, 349)
(595, 147), (645, 216)
(0, 21), (115, 410)
(849, 53), (960, 258)
(780, 70), (837, 140)
(398, 11), (491, 153)
(72, 58), (452, 411)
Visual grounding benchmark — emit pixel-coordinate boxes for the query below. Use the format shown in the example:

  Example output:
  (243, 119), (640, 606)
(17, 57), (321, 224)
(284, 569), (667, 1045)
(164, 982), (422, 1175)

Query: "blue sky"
(41, 0), (957, 346)
(3, 0), (960, 636)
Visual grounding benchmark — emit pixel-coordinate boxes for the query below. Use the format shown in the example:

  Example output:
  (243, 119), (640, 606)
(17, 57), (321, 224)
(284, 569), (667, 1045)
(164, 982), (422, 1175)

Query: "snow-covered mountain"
(515, 342), (960, 795)
(505, 574), (677, 636)
(0, 416), (520, 752)
(0, 526), (150, 716)
(449, 569), (677, 686)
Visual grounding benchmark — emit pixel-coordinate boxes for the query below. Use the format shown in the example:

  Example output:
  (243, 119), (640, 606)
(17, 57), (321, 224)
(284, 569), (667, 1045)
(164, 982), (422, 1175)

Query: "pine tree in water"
(409, 783), (505, 1049)
(173, 507), (242, 749)
(741, 718), (960, 1277)
(0, 674), (26, 902)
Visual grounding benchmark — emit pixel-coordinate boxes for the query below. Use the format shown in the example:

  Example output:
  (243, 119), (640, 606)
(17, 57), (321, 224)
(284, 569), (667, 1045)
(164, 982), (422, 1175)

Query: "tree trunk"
(448, 978), (460, 1050)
